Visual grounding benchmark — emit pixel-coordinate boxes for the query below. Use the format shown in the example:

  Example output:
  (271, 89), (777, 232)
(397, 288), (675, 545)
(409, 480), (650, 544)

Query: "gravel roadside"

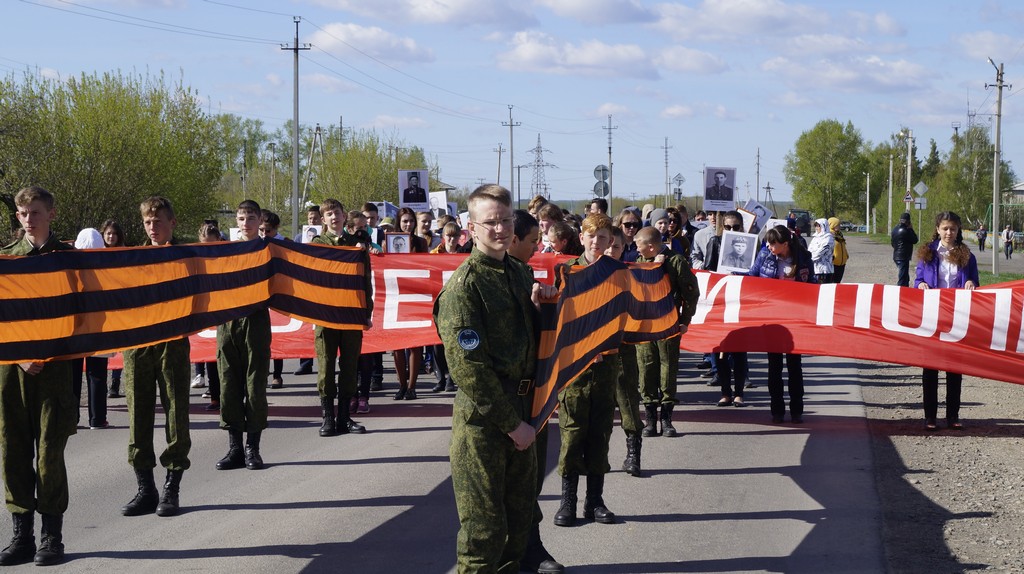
(841, 234), (1024, 573)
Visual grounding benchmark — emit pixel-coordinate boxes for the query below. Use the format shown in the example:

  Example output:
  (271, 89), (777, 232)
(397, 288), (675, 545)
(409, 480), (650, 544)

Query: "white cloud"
(367, 114), (429, 129)
(845, 11), (905, 36)
(661, 104), (694, 119)
(782, 34), (866, 57)
(714, 104), (745, 121)
(774, 91), (813, 107)
(761, 54), (933, 93)
(595, 102), (632, 117)
(304, 72), (358, 94)
(534, 0), (656, 25)
(265, 73), (283, 88)
(309, 0), (536, 28)
(956, 31), (1018, 63)
(308, 23), (433, 63)
(655, 46), (727, 74)
(39, 67), (61, 80)
(497, 31), (658, 79)
(652, 0), (829, 41)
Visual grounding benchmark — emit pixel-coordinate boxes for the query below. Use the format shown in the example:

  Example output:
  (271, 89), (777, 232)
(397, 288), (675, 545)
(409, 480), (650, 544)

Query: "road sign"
(594, 165), (609, 181)
(914, 181), (929, 195)
(593, 181), (610, 197)
(673, 172), (685, 186)
(903, 191), (914, 202)
(914, 197), (927, 209)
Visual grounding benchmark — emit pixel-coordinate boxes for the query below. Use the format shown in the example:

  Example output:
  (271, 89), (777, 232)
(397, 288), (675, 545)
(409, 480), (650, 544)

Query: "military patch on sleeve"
(457, 329), (481, 350)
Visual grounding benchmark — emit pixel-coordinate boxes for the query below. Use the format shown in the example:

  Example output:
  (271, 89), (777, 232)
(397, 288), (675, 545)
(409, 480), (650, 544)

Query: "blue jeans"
(895, 260), (910, 287)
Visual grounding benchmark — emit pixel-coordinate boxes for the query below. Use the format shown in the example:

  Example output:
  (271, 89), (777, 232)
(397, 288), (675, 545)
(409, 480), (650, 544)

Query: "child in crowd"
(310, 200), (373, 435)
(0, 186), (76, 566)
(121, 197), (193, 518)
(215, 200), (272, 470)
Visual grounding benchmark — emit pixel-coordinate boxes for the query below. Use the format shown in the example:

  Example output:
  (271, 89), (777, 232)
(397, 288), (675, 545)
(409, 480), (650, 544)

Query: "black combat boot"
(622, 432), (642, 477)
(216, 430), (245, 470)
(641, 403), (660, 437)
(660, 403), (678, 437)
(0, 512), (35, 566)
(337, 395), (366, 435)
(121, 467), (159, 516)
(245, 431), (264, 470)
(155, 469), (184, 517)
(582, 474), (616, 524)
(319, 396), (337, 437)
(521, 522), (564, 573)
(33, 514), (64, 566)
(553, 475), (578, 527)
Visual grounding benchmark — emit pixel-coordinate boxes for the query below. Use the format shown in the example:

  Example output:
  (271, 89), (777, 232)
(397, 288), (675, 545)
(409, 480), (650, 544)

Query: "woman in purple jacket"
(914, 211), (979, 431)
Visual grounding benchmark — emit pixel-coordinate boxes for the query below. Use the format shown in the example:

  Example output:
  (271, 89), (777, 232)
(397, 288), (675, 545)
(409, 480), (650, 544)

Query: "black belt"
(502, 378), (534, 396)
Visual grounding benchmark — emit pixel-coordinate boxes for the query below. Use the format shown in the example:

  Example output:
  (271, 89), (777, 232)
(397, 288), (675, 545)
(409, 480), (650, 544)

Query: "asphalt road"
(0, 350), (885, 574)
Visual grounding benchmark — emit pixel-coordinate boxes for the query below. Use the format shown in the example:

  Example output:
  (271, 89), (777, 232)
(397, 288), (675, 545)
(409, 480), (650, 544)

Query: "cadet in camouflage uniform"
(0, 186), (75, 566)
(215, 200), (272, 471)
(606, 226), (644, 477)
(633, 226), (700, 439)
(121, 197), (192, 519)
(434, 184), (553, 574)
(552, 214), (620, 528)
(309, 199), (372, 437)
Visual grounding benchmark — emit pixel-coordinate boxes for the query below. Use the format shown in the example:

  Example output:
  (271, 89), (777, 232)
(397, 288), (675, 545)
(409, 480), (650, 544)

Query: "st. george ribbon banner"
(2, 240), (1023, 394)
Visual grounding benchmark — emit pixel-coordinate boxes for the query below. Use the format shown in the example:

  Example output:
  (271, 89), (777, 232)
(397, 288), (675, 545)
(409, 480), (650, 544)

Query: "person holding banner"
(747, 225), (815, 424)
(915, 211), (979, 431)
(433, 184), (558, 574)
(552, 214), (620, 528)
(393, 208), (429, 400)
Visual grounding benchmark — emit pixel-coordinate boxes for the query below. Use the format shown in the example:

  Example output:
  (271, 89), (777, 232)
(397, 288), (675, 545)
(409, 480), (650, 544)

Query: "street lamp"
(899, 129), (913, 217)
(988, 57), (1004, 275)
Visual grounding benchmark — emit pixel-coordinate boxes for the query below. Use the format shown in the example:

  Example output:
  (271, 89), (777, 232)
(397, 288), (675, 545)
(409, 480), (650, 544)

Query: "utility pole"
(493, 144), (505, 186)
(268, 142), (276, 208)
(755, 147), (761, 203)
(661, 137), (671, 208)
(281, 17), (309, 235)
(864, 171), (871, 234)
(603, 115), (617, 207)
(987, 58), (1007, 275)
(502, 106), (520, 193)
(887, 153), (893, 233)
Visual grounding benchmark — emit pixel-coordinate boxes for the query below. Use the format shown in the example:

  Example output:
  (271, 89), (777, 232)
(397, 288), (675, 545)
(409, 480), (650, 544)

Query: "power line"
(19, 0), (280, 44)
(200, 0), (297, 18)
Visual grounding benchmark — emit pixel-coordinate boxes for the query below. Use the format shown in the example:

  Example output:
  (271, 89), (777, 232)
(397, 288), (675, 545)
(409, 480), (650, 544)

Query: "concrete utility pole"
(282, 17), (309, 235)
(268, 142), (276, 208)
(603, 115), (617, 207)
(864, 172), (871, 233)
(502, 106), (519, 192)
(887, 154), (894, 232)
(902, 129), (913, 216)
(987, 58), (1007, 275)
(493, 144), (505, 186)
(661, 137), (671, 208)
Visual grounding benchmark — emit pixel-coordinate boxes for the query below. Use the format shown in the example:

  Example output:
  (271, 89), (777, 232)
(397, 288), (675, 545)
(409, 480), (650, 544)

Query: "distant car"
(839, 221), (855, 232)
(856, 225), (868, 233)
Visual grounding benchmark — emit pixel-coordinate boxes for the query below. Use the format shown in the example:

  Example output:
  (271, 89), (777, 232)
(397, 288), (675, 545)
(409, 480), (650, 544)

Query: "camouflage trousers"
(314, 327), (362, 400)
(217, 310), (271, 433)
(0, 362), (75, 515)
(637, 335), (681, 405)
(124, 339), (192, 471)
(615, 344), (643, 435)
(450, 402), (537, 574)
(556, 357), (618, 477)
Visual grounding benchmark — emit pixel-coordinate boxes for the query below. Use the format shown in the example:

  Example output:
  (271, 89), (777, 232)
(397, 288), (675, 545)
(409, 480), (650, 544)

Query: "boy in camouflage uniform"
(215, 200), (272, 471)
(0, 186), (75, 566)
(121, 197), (192, 518)
(552, 214), (620, 528)
(309, 199), (372, 437)
(633, 226), (699, 438)
(434, 185), (556, 573)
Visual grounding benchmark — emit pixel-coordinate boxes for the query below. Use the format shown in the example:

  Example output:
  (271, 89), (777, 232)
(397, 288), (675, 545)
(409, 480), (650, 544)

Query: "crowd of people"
(0, 183), (986, 573)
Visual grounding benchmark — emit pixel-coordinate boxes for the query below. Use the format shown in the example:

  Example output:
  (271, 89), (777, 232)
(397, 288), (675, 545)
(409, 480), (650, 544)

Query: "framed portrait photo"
(301, 224), (322, 244)
(385, 232), (411, 254)
(718, 230), (758, 274)
(703, 166), (737, 212)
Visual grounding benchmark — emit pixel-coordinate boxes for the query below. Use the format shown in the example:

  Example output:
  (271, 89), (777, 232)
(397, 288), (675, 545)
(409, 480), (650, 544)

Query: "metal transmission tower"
(529, 134), (556, 201)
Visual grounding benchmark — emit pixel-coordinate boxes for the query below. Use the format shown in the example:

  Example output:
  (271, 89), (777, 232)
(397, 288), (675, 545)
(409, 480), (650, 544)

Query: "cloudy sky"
(4, 0), (1024, 208)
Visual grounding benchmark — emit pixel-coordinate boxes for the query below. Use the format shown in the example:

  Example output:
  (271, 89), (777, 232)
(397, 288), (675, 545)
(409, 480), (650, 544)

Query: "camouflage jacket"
(636, 246), (699, 326)
(433, 248), (537, 433)
(311, 230), (374, 313)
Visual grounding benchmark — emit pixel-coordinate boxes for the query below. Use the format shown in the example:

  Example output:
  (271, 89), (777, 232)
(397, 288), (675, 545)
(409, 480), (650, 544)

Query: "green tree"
(784, 119), (867, 218)
(933, 125), (1015, 227)
(0, 71), (221, 243)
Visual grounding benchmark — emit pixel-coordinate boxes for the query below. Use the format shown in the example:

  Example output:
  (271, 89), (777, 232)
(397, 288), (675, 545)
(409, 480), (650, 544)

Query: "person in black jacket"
(890, 212), (919, 287)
